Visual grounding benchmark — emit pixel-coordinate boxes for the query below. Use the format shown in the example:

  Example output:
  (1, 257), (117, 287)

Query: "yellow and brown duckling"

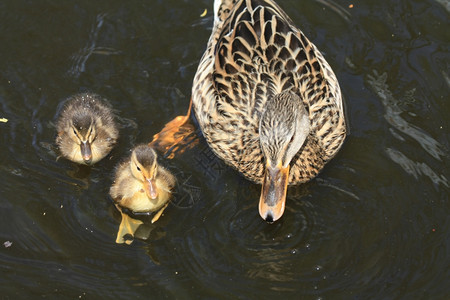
(56, 93), (119, 165)
(191, 0), (347, 222)
(110, 145), (176, 244)
(110, 144), (176, 220)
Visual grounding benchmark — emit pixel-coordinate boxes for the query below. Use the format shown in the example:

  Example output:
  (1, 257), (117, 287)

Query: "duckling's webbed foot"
(115, 205), (143, 245)
(151, 203), (169, 224)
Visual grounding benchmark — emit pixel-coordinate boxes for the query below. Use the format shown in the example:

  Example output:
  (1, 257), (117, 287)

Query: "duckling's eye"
(72, 128), (77, 135)
(136, 166), (141, 172)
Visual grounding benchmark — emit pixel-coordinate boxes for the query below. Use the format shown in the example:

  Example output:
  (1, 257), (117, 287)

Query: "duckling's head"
(258, 91), (310, 222)
(56, 93), (118, 165)
(69, 110), (97, 164)
(130, 145), (159, 200)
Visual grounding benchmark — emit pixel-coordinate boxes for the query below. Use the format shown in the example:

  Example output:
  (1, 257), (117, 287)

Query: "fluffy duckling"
(56, 93), (119, 165)
(110, 144), (176, 221)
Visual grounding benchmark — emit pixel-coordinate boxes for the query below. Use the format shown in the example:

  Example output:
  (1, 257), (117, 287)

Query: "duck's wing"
(211, 1), (340, 114)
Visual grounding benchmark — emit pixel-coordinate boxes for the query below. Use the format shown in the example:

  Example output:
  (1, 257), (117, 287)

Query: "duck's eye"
(72, 128), (77, 135)
(136, 166), (141, 172)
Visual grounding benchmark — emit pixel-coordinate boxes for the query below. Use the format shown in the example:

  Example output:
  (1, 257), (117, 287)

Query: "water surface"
(0, 0), (448, 299)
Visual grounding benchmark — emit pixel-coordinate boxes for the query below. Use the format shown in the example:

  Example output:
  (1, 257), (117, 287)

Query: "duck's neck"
(289, 132), (326, 182)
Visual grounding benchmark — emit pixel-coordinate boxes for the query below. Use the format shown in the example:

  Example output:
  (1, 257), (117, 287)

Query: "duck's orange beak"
(259, 162), (289, 223)
(145, 178), (158, 200)
(80, 141), (92, 164)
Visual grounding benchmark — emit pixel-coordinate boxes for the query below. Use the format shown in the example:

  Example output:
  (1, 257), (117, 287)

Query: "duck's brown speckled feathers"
(192, 0), (346, 184)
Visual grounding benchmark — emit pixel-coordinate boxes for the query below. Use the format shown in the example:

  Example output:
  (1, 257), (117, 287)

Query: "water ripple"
(367, 71), (447, 161)
(386, 147), (448, 188)
(144, 177), (380, 297)
(68, 13), (121, 78)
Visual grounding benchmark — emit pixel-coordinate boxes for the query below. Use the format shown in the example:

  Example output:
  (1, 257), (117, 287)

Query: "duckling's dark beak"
(145, 178), (158, 200)
(259, 163), (289, 223)
(80, 141), (92, 164)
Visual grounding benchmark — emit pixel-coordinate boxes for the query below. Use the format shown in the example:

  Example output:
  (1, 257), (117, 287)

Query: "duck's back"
(192, 0), (346, 184)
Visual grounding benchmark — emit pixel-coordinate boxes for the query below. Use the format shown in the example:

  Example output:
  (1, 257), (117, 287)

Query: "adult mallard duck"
(56, 93), (119, 165)
(191, 0), (347, 222)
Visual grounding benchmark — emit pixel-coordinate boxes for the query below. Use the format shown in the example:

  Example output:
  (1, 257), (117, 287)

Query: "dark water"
(1, 0), (449, 299)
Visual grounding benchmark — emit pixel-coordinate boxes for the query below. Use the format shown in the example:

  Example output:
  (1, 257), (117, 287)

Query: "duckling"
(110, 144), (176, 222)
(56, 93), (118, 165)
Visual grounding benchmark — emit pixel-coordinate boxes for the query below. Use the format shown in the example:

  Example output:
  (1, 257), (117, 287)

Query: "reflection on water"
(0, 0), (449, 299)
(386, 147), (449, 188)
(368, 71), (446, 161)
(367, 71), (448, 188)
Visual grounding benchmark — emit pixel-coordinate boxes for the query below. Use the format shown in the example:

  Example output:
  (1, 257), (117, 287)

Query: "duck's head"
(68, 110), (98, 164)
(258, 91), (310, 223)
(130, 145), (159, 200)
